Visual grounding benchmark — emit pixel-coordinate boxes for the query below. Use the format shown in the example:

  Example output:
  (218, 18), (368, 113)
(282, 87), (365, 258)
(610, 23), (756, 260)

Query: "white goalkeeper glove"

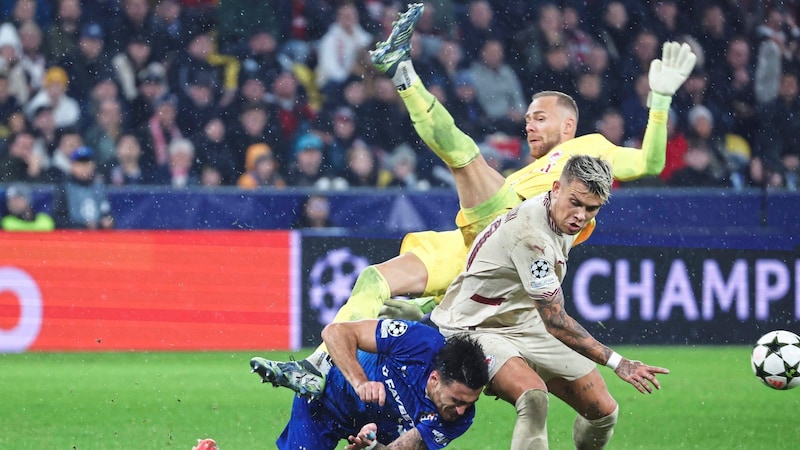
(648, 41), (697, 107)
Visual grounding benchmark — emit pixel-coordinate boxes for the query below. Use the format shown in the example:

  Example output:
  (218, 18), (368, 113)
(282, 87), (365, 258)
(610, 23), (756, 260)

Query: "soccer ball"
(751, 330), (800, 390)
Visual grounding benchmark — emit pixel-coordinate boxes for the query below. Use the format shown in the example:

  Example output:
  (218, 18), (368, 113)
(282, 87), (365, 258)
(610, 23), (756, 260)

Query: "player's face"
(428, 373), (482, 422)
(524, 96), (572, 160)
(550, 178), (604, 235)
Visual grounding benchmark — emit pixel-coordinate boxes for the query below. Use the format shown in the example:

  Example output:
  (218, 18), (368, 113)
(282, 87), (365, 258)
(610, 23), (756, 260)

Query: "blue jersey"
(277, 320), (476, 449)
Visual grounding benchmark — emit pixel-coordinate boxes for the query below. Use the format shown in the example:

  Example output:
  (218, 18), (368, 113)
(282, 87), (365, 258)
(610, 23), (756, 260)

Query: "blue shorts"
(276, 396), (343, 450)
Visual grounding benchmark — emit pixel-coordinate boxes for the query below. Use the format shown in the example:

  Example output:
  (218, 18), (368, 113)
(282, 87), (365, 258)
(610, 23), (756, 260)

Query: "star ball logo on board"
(0, 267), (43, 352)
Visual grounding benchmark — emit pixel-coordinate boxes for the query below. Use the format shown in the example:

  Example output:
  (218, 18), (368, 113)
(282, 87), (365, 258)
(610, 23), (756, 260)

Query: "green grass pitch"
(1, 346), (797, 449)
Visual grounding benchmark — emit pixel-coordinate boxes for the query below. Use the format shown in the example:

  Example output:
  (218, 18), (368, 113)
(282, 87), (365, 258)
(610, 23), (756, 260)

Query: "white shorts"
(439, 322), (596, 383)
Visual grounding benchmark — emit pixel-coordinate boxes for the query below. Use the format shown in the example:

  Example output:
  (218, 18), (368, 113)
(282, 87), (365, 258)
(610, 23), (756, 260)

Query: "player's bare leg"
(547, 369), (619, 449)
(488, 357), (550, 450)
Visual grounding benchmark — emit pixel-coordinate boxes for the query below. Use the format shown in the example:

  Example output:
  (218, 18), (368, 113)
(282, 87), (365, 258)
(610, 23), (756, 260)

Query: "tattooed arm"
(532, 286), (669, 394)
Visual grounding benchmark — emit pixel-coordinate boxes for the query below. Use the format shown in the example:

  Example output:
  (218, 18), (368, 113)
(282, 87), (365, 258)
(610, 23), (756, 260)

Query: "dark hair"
(434, 334), (488, 390)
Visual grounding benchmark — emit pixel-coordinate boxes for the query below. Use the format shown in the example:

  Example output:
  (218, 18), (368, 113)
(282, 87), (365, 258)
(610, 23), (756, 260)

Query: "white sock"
(307, 349), (334, 376)
(391, 60), (418, 91)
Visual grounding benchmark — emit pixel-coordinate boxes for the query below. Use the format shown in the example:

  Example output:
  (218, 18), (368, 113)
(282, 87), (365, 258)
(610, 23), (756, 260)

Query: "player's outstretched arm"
(611, 41), (697, 181)
(532, 287), (669, 394)
(322, 320), (387, 405)
(346, 425), (426, 450)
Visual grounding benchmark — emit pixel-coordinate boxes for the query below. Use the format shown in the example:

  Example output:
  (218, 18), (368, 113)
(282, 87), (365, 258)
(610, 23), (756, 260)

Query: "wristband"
(366, 440), (378, 450)
(606, 352), (622, 370)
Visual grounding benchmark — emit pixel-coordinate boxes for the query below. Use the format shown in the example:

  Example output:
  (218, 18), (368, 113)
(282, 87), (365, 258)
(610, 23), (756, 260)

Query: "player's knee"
(573, 404), (619, 450)
(515, 388), (549, 421)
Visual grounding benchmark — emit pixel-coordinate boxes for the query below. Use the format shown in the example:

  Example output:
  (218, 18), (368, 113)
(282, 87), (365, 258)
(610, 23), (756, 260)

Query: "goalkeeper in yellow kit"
(251, 3), (697, 400)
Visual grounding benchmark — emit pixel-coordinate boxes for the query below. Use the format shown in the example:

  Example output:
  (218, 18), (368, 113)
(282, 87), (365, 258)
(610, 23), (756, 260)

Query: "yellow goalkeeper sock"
(399, 80), (479, 168)
(314, 266), (391, 354)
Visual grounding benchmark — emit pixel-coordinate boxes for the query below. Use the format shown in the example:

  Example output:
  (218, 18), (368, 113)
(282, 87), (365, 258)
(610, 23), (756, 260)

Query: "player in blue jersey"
(251, 319), (488, 449)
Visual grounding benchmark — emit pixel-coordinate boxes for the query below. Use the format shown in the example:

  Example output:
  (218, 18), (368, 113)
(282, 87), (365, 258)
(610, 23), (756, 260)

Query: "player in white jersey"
(432, 155), (669, 450)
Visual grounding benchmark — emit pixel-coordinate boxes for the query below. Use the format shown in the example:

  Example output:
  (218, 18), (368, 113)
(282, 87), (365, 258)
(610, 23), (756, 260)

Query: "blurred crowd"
(0, 0), (799, 212)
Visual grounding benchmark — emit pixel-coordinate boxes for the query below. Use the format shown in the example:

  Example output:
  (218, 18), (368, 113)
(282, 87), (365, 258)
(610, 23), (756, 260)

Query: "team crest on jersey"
(485, 354), (496, 371)
(419, 412), (438, 423)
(384, 320), (408, 337)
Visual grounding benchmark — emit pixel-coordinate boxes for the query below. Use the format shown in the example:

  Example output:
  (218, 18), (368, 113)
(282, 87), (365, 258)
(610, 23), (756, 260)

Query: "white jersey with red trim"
(431, 192), (575, 330)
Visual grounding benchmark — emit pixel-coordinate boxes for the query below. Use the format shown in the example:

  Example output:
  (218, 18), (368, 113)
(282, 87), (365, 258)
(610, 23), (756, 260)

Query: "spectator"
(285, 132), (330, 188)
(176, 71), (219, 136)
(227, 102), (285, 177)
(84, 97), (125, 167)
(459, 0), (502, 62)
(137, 92), (183, 174)
(51, 145), (115, 229)
(648, 0), (689, 43)
(0, 72), (22, 139)
(620, 29), (661, 95)
(236, 142), (285, 189)
(17, 20), (46, 94)
(103, 133), (147, 186)
(667, 139), (730, 188)
(56, 22), (115, 107)
(128, 62), (168, 129)
(685, 104), (730, 184)
(755, 71), (800, 190)
(596, 108), (627, 147)
(236, 29), (284, 91)
(2, 182), (54, 231)
(111, 33), (155, 103)
(26, 65), (81, 129)
(191, 116), (236, 185)
(508, 2), (563, 76)
(592, 0), (640, 66)
(149, 137), (199, 187)
(313, 105), (359, 174)
(105, 0), (158, 58)
(292, 194), (335, 229)
(467, 39), (526, 136)
(527, 42), (577, 98)
(43, 0), (82, 61)
(562, 2), (594, 71)
(573, 71), (609, 137)
(214, 0), (282, 55)
(754, 7), (800, 106)
(168, 26), (239, 109)
(362, 77), (413, 152)
(659, 109), (689, 184)
(335, 138), (379, 188)
(151, 0), (197, 61)
(694, 3), (733, 72)
(447, 70), (490, 142)
(267, 70), (316, 146)
(584, 42), (624, 106)
(708, 36), (757, 142)
(46, 125), (83, 182)
(29, 103), (58, 158)
(620, 73), (650, 145)
(381, 143), (429, 190)
(0, 130), (46, 182)
(0, 21), (29, 105)
(315, 3), (373, 99)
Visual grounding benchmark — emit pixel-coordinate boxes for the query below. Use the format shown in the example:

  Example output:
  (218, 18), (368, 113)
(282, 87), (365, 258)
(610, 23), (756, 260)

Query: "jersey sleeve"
(375, 319), (445, 363)
(416, 408), (476, 448)
(510, 239), (560, 299)
(607, 102), (670, 181)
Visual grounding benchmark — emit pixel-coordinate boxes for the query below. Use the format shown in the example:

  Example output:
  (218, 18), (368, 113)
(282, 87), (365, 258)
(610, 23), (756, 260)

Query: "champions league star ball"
(751, 330), (800, 390)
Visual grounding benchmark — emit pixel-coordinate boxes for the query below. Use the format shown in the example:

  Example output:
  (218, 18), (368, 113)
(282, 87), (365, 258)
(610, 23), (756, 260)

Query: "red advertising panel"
(0, 231), (298, 352)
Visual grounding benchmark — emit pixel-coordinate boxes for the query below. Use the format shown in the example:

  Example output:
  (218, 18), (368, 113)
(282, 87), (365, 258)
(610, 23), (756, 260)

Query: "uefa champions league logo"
(307, 248), (369, 325)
